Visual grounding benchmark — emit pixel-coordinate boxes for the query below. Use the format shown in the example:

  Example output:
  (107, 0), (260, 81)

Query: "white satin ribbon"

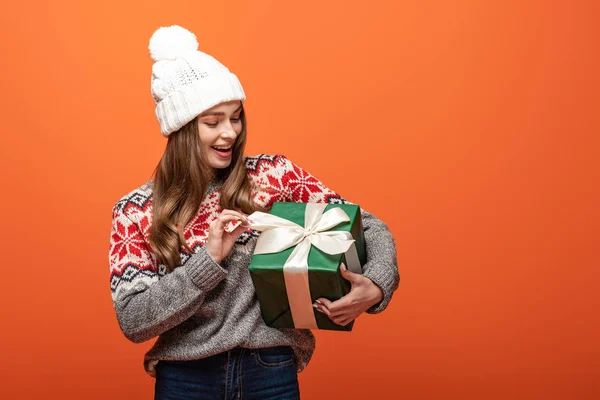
(247, 203), (361, 329)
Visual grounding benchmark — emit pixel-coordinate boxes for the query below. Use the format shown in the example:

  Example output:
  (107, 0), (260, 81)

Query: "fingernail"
(314, 299), (322, 305)
(312, 303), (319, 309)
(341, 263), (347, 271)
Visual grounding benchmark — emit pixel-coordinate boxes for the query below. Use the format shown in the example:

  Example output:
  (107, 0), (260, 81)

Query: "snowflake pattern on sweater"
(109, 154), (345, 301)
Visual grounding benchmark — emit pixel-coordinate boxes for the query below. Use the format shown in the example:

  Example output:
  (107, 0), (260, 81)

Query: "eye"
(204, 121), (218, 128)
(231, 117), (241, 123)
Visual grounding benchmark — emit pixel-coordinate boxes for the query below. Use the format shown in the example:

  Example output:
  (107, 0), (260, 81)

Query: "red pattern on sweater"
(108, 154), (344, 294)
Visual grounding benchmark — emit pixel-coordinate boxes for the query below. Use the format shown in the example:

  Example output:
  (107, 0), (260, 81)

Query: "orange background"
(0, 1), (598, 399)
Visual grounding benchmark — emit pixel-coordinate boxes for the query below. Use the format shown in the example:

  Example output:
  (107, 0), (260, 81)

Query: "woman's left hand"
(314, 264), (384, 326)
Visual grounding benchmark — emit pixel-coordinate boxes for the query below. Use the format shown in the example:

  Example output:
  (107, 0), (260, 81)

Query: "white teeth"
(212, 146), (231, 150)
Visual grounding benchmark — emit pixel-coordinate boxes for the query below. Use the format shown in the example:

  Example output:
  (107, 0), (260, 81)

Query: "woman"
(108, 25), (399, 400)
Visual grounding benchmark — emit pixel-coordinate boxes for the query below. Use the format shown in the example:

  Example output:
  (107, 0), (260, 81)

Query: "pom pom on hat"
(149, 25), (199, 62)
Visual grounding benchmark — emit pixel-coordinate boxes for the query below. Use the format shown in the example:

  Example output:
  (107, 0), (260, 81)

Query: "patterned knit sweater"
(108, 154), (399, 377)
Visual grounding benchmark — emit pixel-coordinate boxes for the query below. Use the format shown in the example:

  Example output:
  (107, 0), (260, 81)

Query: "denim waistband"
(160, 345), (292, 365)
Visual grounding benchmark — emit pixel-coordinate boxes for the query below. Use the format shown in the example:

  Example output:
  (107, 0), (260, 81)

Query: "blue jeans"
(154, 346), (300, 400)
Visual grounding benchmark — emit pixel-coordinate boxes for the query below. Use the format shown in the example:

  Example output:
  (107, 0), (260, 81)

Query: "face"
(197, 100), (243, 170)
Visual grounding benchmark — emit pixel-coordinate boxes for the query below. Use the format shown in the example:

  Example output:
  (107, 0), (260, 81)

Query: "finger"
(313, 300), (332, 317)
(316, 305), (331, 317)
(213, 214), (246, 231)
(331, 314), (352, 326)
(316, 298), (333, 310)
(318, 297), (355, 317)
(211, 216), (246, 239)
(325, 294), (354, 314)
(330, 308), (353, 318)
(340, 263), (363, 284)
(337, 316), (355, 326)
(222, 212), (251, 232)
(208, 219), (223, 239)
(220, 209), (250, 222)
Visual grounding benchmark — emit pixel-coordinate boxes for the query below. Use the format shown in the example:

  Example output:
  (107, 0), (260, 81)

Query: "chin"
(210, 161), (232, 170)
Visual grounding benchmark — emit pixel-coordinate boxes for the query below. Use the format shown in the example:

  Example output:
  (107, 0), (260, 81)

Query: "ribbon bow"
(247, 203), (361, 329)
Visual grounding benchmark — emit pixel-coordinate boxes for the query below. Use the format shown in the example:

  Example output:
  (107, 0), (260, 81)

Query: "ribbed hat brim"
(156, 71), (246, 136)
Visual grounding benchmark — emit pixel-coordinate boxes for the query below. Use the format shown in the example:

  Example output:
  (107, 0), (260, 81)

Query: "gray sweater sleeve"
(360, 209), (400, 314)
(109, 208), (227, 343)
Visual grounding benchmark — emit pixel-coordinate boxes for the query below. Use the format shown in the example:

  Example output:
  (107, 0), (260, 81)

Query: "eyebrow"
(200, 104), (243, 117)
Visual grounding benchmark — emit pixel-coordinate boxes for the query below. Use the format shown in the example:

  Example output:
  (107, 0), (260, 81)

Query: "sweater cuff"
(362, 265), (398, 314)
(185, 247), (227, 292)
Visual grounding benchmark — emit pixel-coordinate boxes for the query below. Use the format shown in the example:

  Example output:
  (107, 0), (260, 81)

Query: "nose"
(220, 120), (237, 139)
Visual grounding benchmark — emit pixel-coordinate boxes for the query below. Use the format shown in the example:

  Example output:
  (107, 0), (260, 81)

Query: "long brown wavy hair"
(149, 107), (264, 271)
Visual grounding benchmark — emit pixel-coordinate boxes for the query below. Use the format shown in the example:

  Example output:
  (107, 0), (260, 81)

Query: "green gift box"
(248, 202), (366, 331)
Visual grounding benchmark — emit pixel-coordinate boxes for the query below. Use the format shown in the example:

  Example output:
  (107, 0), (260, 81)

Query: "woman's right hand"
(205, 209), (249, 264)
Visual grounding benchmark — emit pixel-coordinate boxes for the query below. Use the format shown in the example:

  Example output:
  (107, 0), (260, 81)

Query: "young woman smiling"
(108, 25), (399, 400)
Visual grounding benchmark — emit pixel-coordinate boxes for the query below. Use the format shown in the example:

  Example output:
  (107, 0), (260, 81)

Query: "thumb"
(340, 263), (362, 284)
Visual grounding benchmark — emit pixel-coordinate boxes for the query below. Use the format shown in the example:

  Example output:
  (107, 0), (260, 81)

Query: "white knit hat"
(148, 25), (246, 136)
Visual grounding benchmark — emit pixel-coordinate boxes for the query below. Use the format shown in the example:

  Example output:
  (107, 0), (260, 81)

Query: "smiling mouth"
(211, 145), (232, 151)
